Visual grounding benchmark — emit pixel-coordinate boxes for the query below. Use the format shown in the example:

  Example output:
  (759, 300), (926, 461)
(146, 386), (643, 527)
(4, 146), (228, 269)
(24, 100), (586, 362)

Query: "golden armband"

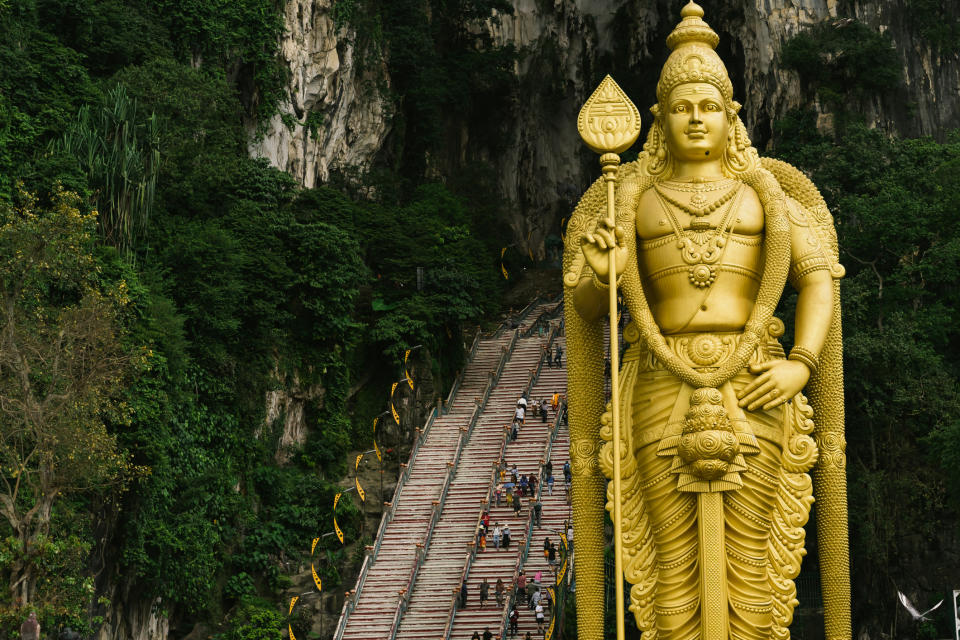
(789, 253), (831, 284)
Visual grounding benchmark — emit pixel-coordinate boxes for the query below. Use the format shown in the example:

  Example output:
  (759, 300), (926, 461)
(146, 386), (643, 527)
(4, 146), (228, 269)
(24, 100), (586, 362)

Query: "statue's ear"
(730, 100), (742, 114)
(649, 103), (661, 117)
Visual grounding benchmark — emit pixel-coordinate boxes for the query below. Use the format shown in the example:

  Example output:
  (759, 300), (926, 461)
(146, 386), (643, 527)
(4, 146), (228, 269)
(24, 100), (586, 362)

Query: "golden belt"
(622, 321), (786, 373)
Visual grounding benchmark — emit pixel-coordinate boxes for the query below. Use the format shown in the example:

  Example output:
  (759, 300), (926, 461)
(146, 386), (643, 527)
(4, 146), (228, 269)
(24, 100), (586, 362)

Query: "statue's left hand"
(737, 360), (810, 411)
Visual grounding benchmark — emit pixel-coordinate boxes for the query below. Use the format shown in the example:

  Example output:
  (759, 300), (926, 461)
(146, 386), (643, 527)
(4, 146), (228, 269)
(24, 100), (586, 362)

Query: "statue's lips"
(685, 130), (707, 139)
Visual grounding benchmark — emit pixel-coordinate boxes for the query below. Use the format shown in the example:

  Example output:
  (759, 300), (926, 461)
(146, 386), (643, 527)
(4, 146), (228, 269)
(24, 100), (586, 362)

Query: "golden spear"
(577, 75), (641, 640)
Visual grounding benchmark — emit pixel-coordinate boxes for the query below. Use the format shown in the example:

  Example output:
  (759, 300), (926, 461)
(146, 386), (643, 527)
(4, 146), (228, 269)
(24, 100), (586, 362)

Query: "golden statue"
(563, 4), (850, 640)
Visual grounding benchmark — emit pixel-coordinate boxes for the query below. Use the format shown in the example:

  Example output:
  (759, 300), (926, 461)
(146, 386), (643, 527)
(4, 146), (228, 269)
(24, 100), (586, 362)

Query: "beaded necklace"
(653, 181), (738, 218)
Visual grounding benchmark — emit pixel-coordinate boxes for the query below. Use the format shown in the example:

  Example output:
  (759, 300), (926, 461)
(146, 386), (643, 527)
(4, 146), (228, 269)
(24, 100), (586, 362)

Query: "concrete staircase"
(337, 299), (568, 640)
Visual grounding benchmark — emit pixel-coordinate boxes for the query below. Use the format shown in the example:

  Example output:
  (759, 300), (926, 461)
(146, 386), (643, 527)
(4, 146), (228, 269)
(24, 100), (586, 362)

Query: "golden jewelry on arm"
(788, 346), (819, 374)
(591, 271), (622, 291)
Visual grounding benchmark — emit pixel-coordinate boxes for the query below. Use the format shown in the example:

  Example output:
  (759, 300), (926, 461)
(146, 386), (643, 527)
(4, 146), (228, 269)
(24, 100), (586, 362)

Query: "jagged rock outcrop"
(92, 593), (168, 640)
(263, 370), (326, 463)
(248, 0), (391, 187)
(252, 0), (959, 255)
(477, 0), (959, 254)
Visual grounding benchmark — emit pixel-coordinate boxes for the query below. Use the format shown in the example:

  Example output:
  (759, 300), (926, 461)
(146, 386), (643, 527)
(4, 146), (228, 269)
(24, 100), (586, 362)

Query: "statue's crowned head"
(643, 1), (758, 176)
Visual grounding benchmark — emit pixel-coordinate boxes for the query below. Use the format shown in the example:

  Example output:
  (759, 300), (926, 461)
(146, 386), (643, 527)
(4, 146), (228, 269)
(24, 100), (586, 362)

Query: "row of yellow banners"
(290, 348), (418, 637)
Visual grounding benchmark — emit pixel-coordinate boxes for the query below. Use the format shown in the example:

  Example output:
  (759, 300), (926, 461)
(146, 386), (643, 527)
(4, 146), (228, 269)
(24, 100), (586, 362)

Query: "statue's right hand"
(580, 217), (628, 283)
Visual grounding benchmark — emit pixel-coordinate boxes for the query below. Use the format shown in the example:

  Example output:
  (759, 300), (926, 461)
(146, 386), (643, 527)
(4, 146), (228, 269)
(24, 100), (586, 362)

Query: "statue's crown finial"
(680, 1), (704, 19)
(666, 1), (720, 51)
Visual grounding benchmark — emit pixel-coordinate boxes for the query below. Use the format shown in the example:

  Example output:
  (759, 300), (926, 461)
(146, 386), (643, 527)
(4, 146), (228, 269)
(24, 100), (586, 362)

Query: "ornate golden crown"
(656, 1), (734, 105)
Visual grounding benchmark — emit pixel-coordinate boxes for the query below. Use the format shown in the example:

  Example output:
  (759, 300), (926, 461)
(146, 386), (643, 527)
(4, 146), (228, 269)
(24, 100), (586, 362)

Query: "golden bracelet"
(591, 271), (621, 291)
(788, 346), (819, 374)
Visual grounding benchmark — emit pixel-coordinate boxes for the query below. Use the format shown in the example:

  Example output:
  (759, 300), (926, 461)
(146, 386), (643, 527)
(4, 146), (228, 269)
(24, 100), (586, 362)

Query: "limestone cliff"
(248, 0), (391, 187)
(251, 0), (959, 255)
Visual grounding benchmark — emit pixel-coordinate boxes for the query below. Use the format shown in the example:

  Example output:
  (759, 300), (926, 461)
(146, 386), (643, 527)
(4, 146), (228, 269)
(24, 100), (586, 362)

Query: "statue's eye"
(704, 103), (721, 112)
(674, 105), (686, 113)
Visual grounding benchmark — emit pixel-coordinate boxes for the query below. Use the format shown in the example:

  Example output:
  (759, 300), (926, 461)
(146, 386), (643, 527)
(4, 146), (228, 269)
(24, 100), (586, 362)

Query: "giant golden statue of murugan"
(563, 4), (850, 640)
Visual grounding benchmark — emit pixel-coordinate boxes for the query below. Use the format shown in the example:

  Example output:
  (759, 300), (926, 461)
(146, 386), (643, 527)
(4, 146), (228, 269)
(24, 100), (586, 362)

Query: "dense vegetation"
(1, 1), (959, 639)
(0, 0), (512, 636)
(773, 18), (960, 638)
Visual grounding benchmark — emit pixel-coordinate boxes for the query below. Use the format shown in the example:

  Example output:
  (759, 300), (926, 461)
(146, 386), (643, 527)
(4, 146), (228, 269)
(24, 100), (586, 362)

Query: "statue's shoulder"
(759, 157), (844, 274)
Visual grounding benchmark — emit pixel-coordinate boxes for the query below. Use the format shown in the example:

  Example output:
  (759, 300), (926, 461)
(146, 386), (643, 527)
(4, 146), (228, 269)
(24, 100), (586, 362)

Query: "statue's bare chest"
(634, 180), (764, 241)
(631, 180), (766, 330)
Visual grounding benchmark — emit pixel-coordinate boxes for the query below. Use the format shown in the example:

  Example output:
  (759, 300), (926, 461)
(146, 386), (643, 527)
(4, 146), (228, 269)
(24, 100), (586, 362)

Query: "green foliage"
(0, 531), (96, 633)
(216, 597), (284, 640)
(148, 0), (288, 121)
(773, 118), (960, 630)
(0, 6), (99, 200)
(902, 0), (960, 51)
(34, 0), (170, 76)
(362, 184), (500, 359)
(56, 84), (161, 256)
(0, 188), (136, 626)
(780, 19), (900, 109)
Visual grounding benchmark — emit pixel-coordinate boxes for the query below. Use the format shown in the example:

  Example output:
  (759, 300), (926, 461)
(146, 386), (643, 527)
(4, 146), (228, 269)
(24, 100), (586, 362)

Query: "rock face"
(251, 0), (959, 253)
(264, 371), (326, 464)
(93, 593), (168, 640)
(248, 0), (391, 187)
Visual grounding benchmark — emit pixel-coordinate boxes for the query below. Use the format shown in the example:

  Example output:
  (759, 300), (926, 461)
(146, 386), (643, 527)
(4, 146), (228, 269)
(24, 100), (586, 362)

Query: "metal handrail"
(336, 322), (493, 639)
(495, 294), (544, 338)
(441, 427), (509, 640)
(498, 395), (564, 640)
(388, 331), (518, 638)
(444, 328), (482, 413)
(520, 299), (563, 339)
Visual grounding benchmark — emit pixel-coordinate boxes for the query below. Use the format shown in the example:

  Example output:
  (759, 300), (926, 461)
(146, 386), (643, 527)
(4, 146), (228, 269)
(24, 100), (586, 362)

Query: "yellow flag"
(404, 349), (414, 389)
(311, 537), (319, 556)
(390, 381), (400, 424)
(500, 247), (509, 280)
(373, 417), (382, 462)
(289, 625), (296, 640)
(312, 562), (322, 592)
(289, 596), (298, 614)
(333, 491), (344, 543)
(355, 454), (365, 502)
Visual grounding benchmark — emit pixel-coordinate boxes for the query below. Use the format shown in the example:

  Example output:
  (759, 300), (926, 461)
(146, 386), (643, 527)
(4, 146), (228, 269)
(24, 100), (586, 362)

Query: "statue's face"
(663, 82), (729, 163)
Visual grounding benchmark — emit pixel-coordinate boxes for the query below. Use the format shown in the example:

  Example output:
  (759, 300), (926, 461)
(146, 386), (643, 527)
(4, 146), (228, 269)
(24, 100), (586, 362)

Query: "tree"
(0, 187), (134, 608)
(55, 84), (160, 258)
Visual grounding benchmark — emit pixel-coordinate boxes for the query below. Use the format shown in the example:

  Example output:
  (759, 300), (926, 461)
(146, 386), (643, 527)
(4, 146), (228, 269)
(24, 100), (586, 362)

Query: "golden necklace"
(658, 177), (737, 193)
(654, 183), (744, 289)
(654, 181), (738, 218)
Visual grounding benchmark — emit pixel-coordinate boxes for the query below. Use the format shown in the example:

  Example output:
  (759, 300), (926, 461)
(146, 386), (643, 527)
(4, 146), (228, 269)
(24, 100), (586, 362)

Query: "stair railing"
(495, 294), (546, 338)
(386, 332), (518, 639)
(497, 401), (564, 640)
(335, 324), (498, 640)
(443, 328), (483, 413)
(520, 298), (563, 339)
(440, 426), (510, 640)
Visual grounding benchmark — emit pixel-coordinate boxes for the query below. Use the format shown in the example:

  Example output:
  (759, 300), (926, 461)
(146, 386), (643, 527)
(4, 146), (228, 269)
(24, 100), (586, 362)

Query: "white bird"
(898, 590), (944, 621)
